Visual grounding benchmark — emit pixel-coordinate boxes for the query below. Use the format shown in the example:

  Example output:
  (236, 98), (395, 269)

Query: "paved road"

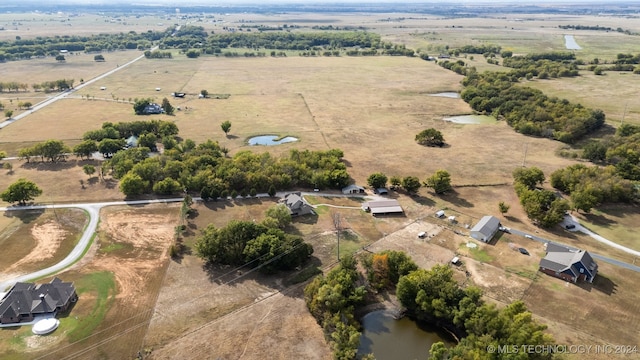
(0, 47), (156, 129)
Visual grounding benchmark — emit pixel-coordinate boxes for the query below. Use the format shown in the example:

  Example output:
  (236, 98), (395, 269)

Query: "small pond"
(443, 114), (496, 124)
(357, 310), (453, 360)
(564, 35), (582, 50)
(429, 92), (460, 99)
(248, 135), (298, 146)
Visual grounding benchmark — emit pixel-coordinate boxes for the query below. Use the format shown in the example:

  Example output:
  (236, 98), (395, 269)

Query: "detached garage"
(362, 200), (403, 216)
(470, 215), (501, 243)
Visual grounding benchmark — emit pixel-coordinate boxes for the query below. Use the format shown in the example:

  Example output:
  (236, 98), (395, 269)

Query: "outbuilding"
(469, 215), (501, 243)
(362, 199), (403, 216)
(342, 184), (365, 195)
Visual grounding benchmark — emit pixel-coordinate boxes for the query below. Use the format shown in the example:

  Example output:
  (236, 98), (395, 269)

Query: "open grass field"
(1, 8), (640, 359)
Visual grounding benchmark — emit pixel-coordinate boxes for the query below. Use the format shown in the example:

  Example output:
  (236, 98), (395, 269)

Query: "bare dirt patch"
(3, 221), (68, 275)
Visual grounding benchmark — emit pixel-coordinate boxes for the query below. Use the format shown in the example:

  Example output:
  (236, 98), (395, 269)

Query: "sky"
(4, 0), (618, 4)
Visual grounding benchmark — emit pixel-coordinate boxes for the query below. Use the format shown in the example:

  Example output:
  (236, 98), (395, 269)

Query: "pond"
(358, 310), (453, 360)
(443, 114), (496, 124)
(429, 92), (460, 99)
(564, 35), (582, 50)
(248, 135), (299, 146)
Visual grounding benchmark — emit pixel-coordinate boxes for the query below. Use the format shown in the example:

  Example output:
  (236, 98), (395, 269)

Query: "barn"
(362, 199), (403, 216)
(469, 215), (501, 243)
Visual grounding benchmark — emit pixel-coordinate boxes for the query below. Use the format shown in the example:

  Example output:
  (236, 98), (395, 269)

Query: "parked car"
(518, 248), (530, 255)
(417, 232), (427, 239)
(524, 234), (533, 239)
(565, 224), (576, 229)
(499, 226), (511, 233)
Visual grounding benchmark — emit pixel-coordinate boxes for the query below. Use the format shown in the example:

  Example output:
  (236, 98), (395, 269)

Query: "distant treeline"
(559, 24), (634, 34)
(0, 79), (75, 93)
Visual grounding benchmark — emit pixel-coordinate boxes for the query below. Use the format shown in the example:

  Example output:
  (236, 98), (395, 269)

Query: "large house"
(469, 215), (501, 243)
(361, 199), (403, 216)
(143, 103), (163, 115)
(282, 192), (314, 216)
(0, 278), (77, 324)
(539, 243), (598, 283)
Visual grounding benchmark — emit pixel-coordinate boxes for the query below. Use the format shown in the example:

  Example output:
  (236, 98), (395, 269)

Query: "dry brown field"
(1, 9), (640, 360)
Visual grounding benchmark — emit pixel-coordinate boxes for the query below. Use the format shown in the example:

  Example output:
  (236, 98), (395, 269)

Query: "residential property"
(469, 215), (501, 243)
(281, 192), (314, 216)
(539, 243), (598, 283)
(125, 135), (139, 148)
(0, 278), (77, 324)
(361, 199), (403, 216)
(143, 103), (163, 114)
(341, 184), (365, 195)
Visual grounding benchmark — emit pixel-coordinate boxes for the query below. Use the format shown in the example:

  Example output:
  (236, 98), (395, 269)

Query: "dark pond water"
(248, 135), (298, 146)
(358, 310), (453, 360)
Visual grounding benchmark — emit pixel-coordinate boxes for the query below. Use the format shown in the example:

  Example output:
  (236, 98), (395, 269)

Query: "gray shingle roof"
(470, 216), (500, 238)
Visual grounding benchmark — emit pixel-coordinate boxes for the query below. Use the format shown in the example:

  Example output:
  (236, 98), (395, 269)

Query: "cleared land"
(0, 10), (639, 360)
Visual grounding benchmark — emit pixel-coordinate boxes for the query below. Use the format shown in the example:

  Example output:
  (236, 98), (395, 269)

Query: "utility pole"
(522, 143), (529, 167)
(333, 212), (341, 261)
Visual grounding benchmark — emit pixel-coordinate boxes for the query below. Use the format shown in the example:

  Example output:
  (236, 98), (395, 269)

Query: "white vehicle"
(525, 234), (533, 239)
(417, 232), (426, 239)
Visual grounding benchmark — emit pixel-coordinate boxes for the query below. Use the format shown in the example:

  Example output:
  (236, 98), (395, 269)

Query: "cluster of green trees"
(502, 56), (580, 79)
(32, 79), (75, 92)
(361, 250), (417, 290)
(304, 255), (367, 360)
(18, 140), (70, 163)
(0, 30), (167, 62)
(558, 24), (615, 31)
(367, 169), (451, 195)
(461, 69), (605, 143)
(194, 213), (313, 273)
(203, 31), (382, 52)
(396, 265), (554, 359)
(437, 59), (467, 75)
(550, 164), (637, 212)
(0, 81), (29, 92)
(453, 44), (501, 57)
(415, 128), (445, 147)
(161, 25), (208, 49)
(143, 50), (173, 59)
(581, 124), (640, 180)
(0, 178), (43, 205)
(513, 167), (570, 227)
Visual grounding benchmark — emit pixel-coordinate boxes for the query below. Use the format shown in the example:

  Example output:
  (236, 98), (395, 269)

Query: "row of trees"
(513, 167), (570, 228)
(581, 123), (640, 181)
(366, 169), (452, 195)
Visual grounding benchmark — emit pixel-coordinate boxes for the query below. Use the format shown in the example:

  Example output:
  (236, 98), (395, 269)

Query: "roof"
(342, 184), (364, 193)
(284, 192), (306, 210)
(0, 277), (76, 322)
(363, 199), (403, 214)
(470, 216), (500, 238)
(540, 244), (597, 276)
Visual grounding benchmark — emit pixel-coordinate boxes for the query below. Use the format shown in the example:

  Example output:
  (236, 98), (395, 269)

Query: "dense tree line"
(194, 215), (313, 273)
(513, 167), (570, 227)
(144, 50), (172, 59)
(581, 124), (640, 180)
(18, 140), (70, 163)
(550, 164), (637, 212)
(0, 30), (168, 62)
(559, 24), (633, 34)
(460, 69), (605, 143)
(396, 265), (555, 359)
(437, 59), (467, 75)
(502, 56), (580, 79)
(0, 81), (29, 92)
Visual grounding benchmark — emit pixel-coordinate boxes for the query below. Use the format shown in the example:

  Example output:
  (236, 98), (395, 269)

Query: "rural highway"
(0, 46), (157, 129)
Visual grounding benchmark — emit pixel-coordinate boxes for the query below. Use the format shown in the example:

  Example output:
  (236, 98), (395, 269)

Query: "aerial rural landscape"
(0, 1), (639, 359)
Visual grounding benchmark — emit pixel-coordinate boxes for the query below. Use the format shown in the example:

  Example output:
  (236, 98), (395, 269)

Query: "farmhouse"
(281, 192), (314, 216)
(143, 103), (163, 114)
(361, 199), (403, 216)
(0, 278), (77, 324)
(341, 184), (365, 195)
(469, 215), (501, 243)
(539, 243), (598, 283)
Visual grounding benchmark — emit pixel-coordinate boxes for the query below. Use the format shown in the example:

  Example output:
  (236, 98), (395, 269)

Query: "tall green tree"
(415, 128), (445, 147)
(83, 164), (96, 178)
(512, 166), (545, 189)
(367, 172), (388, 189)
(161, 97), (175, 115)
(264, 204), (292, 229)
(221, 120), (232, 136)
(498, 201), (510, 215)
(424, 170), (452, 194)
(401, 176), (421, 194)
(1, 178), (42, 205)
(119, 173), (148, 197)
(73, 140), (98, 160)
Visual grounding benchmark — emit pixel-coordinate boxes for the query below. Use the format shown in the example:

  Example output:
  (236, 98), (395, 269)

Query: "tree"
(55, 55), (66, 62)
(5, 110), (13, 119)
(200, 89), (209, 98)
(367, 172), (388, 189)
(401, 176), (421, 194)
(221, 120), (232, 136)
(498, 201), (510, 215)
(37, 140), (70, 163)
(415, 128), (445, 147)
(186, 49), (200, 58)
(94, 54), (105, 61)
(161, 97), (175, 115)
(512, 167), (545, 189)
(119, 172), (148, 197)
(389, 176), (402, 188)
(424, 169), (452, 194)
(98, 138), (126, 158)
(0, 151), (5, 161)
(83, 164), (96, 178)
(1, 178), (42, 205)
(268, 184), (276, 197)
(73, 140), (98, 160)
(153, 178), (183, 195)
(138, 133), (158, 151)
(3, 162), (13, 173)
(133, 98), (151, 115)
(264, 204), (292, 229)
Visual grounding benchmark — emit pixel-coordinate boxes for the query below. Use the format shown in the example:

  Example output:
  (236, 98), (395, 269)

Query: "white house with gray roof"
(469, 215), (501, 243)
(539, 243), (598, 283)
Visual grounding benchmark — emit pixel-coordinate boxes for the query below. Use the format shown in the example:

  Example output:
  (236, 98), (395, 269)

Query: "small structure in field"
(539, 243), (598, 283)
(281, 192), (314, 216)
(375, 188), (389, 195)
(362, 199), (403, 216)
(435, 210), (445, 218)
(342, 184), (365, 195)
(0, 277), (77, 325)
(469, 215), (501, 243)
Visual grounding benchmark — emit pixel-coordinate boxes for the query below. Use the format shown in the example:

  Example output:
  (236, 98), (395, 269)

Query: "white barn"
(470, 216), (501, 243)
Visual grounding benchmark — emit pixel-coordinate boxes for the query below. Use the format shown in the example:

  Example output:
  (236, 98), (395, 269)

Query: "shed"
(435, 210), (445, 218)
(469, 215), (501, 243)
(342, 184), (365, 195)
(362, 199), (403, 216)
(375, 188), (389, 195)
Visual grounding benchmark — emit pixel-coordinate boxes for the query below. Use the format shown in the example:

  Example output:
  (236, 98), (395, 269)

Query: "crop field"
(1, 8), (640, 360)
